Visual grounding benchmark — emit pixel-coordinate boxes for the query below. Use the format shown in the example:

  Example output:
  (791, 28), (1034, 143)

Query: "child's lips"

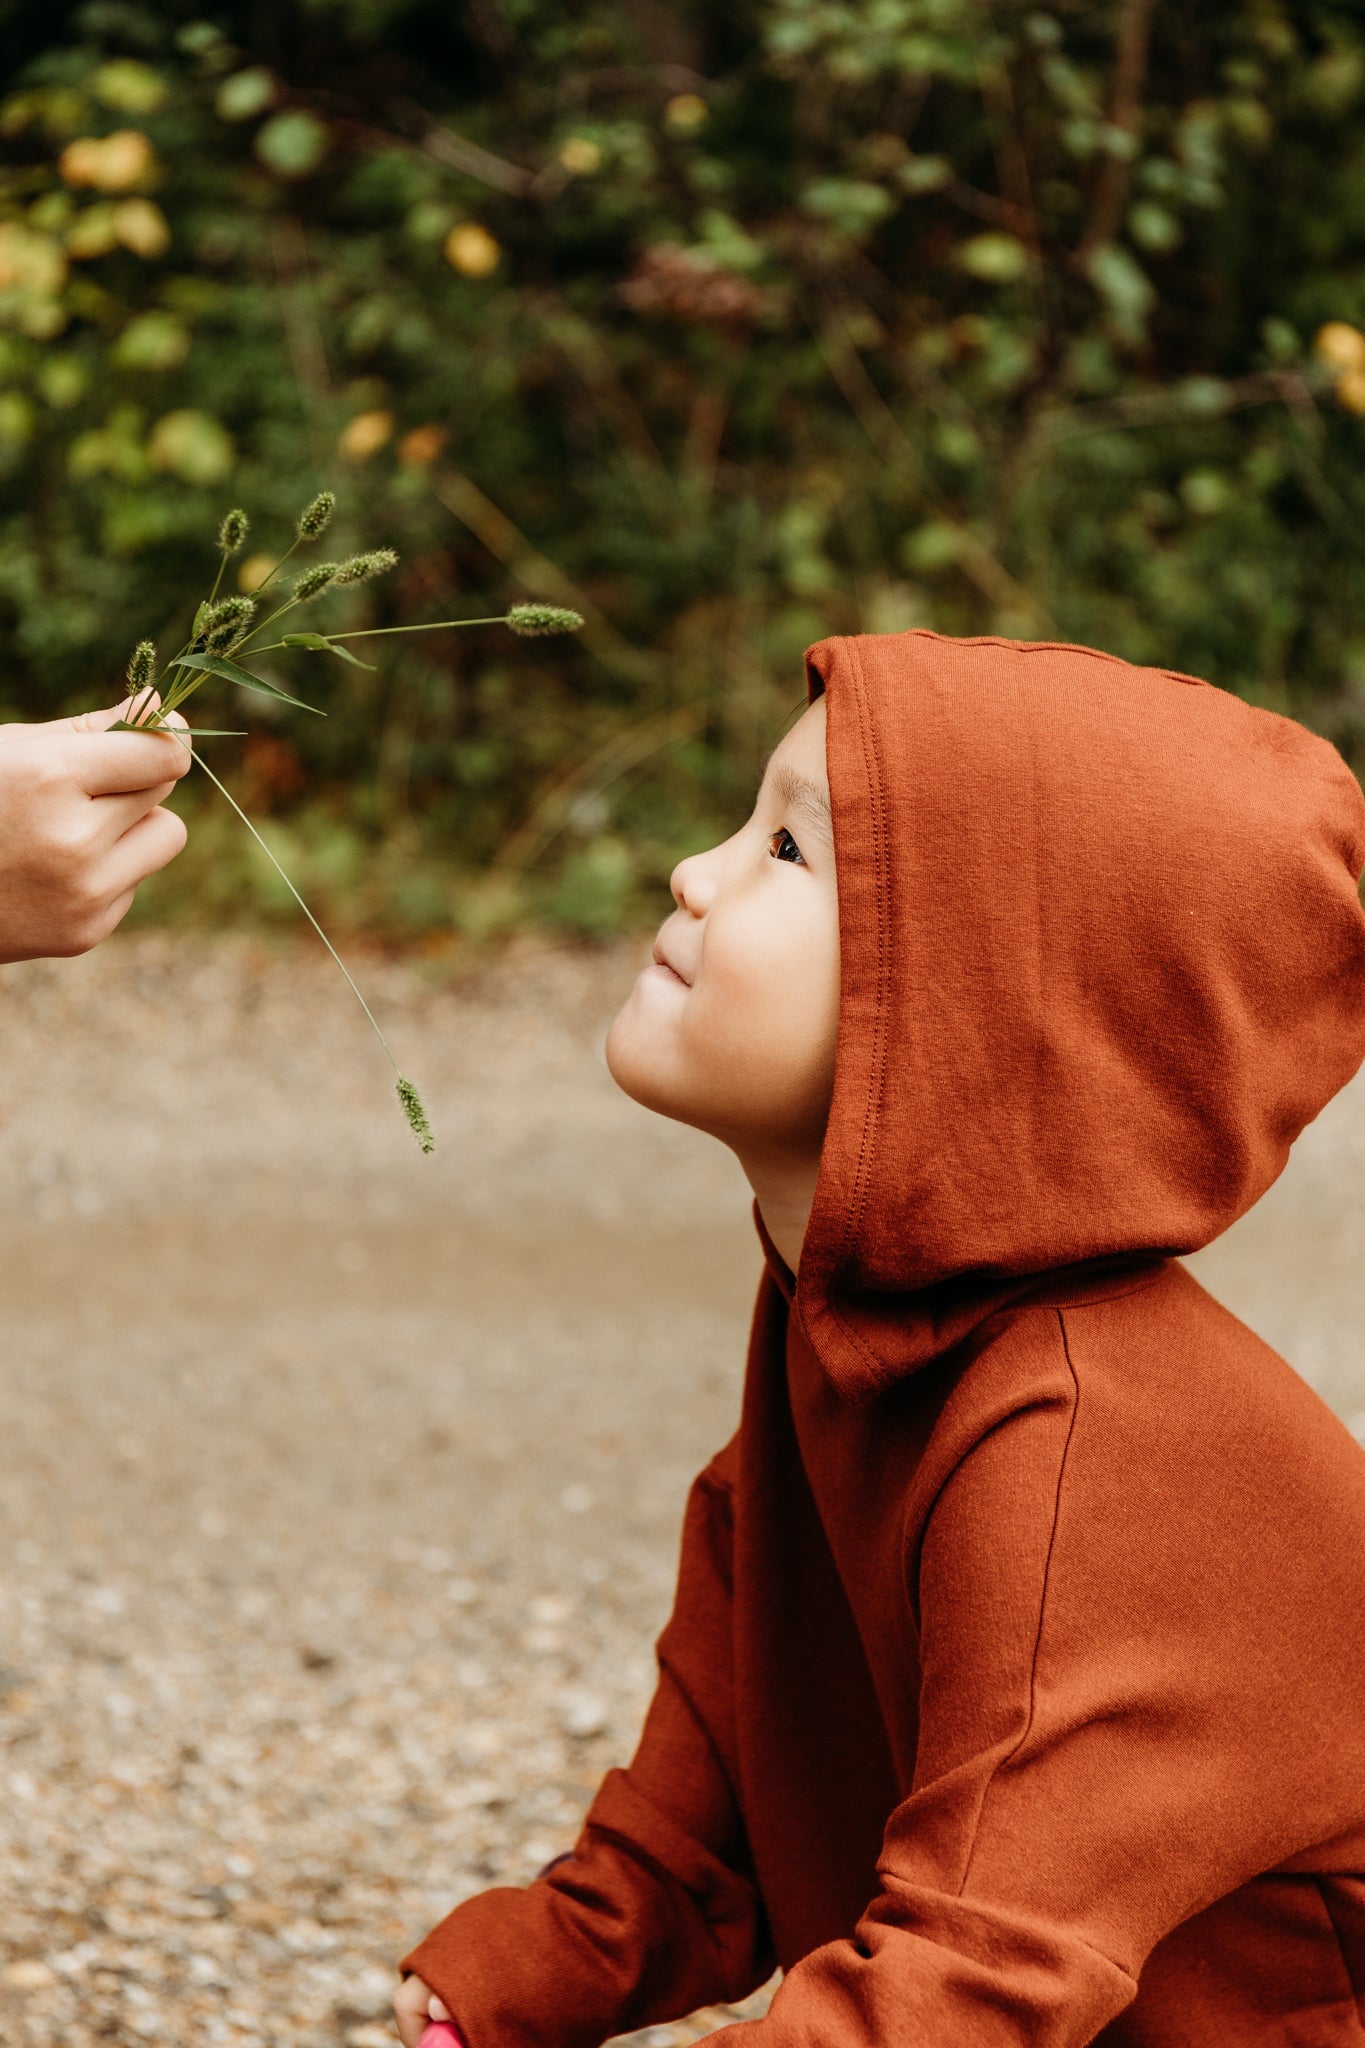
(650, 940), (691, 987)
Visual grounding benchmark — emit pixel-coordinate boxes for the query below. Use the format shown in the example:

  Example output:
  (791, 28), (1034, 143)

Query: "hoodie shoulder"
(911, 1261), (1365, 1610)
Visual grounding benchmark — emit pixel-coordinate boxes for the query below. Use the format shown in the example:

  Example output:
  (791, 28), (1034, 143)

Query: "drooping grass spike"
(506, 603), (586, 637)
(396, 1077), (436, 1155)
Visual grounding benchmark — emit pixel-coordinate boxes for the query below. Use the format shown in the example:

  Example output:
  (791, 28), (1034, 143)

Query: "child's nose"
(670, 847), (717, 915)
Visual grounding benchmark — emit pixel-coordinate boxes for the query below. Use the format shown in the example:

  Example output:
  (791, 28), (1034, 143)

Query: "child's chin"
(605, 1010), (693, 1124)
(604, 1004), (651, 1101)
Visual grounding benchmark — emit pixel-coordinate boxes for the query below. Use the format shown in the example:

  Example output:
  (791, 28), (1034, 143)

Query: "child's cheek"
(699, 919), (801, 1069)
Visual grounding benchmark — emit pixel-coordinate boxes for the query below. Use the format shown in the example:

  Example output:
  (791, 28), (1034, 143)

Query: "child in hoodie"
(395, 632), (1365, 2048)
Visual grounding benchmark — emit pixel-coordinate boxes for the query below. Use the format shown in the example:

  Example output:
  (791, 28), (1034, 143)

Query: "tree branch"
(1078, 0), (1157, 258)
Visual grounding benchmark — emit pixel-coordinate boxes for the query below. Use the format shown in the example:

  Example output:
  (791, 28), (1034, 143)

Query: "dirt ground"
(0, 932), (1362, 2048)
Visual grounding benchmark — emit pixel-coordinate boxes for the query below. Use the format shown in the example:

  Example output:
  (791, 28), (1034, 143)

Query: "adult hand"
(0, 698), (191, 964)
(394, 1973), (461, 2048)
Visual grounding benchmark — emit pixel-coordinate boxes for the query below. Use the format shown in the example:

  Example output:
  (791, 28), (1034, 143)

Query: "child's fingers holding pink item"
(393, 1973), (464, 2048)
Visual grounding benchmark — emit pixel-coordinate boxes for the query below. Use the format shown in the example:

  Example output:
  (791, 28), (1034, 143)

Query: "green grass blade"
(175, 650), (325, 716)
(111, 722), (247, 737)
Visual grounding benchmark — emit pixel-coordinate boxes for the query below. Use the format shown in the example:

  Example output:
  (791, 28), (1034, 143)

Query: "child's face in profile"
(607, 697), (839, 1162)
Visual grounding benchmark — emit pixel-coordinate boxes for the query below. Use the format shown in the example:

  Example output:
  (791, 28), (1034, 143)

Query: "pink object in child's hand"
(418, 2026), (464, 2048)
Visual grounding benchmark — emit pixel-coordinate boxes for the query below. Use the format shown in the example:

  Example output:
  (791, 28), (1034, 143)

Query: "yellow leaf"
(0, 221), (67, 294)
(1338, 367), (1365, 415)
(444, 222), (501, 277)
(59, 129), (156, 192)
(558, 136), (602, 175)
(238, 553), (278, 593)
(338, 409), (394, 459)
(1314, 321), (1365, 374)
(114, 198), (170, 259)
(397, 422), (447, 467)
(664, 93), (708, 133)
(65, 204), (120, 260)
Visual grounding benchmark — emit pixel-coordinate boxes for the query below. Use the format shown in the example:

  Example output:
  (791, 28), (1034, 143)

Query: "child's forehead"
(760, 698), (828, 782)
(759, 715), (832, 837)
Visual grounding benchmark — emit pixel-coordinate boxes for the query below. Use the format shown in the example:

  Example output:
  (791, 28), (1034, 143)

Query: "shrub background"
(2, 0), (1364, 934)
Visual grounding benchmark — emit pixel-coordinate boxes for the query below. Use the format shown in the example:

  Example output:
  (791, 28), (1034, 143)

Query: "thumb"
(46, 696), (191, 749)
(8, 701), (131, 739)
(0, 704), (128, 745)
(66, 700), (141, 735)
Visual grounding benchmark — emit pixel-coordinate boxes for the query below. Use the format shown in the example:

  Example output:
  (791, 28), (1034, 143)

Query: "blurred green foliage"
(2, 0), (1365, 934)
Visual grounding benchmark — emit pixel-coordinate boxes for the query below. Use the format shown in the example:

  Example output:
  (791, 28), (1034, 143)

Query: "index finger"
(67, 723), (193, 796)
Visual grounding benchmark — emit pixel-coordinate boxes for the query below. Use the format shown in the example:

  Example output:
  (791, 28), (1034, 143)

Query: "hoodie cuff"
(400, 1770), (764, 2048)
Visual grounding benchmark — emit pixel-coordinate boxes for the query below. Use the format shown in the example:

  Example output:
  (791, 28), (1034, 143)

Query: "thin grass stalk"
(186, 745), (403, 1079)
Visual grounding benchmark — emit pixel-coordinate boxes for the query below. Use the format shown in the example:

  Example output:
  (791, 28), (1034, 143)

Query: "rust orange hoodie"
(405, 632), (1365, 2044)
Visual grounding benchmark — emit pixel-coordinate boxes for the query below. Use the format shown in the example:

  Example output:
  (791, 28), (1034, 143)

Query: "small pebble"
(556, 1687), (609, 1739)
(4, 1959), (57, 1989)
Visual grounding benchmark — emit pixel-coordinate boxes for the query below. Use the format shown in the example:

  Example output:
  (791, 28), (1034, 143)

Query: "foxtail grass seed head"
(297, 491), (336, 540)
(506, 602), (586, 637)
(196, 595), (256, 652)
(293, 560), (341, 601)
(334, 547), (399, 587)
(396, 1076), (435, 1154)
(218, 508), (250, 554)
(125, 639), (157, 693)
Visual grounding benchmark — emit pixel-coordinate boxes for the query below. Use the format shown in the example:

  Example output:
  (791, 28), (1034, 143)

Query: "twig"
(1078, 0), (1157, 259)
(493, 706), (702, 874)
(1028, 369), (1306, 443)
(429, 470), (655, 682)
(529, 291), (679, 517)
(412, 115), (536, 197)
(810, 305), (1055, 632)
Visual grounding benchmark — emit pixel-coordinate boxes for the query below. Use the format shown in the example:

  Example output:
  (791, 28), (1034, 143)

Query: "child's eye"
(768, 826), (807, 867)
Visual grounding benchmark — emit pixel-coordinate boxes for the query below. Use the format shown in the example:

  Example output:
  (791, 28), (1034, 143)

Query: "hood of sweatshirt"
(798, 630), (1365, 1402)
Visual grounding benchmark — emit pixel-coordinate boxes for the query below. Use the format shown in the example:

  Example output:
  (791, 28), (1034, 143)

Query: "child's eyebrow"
(764, 758), (833, 839)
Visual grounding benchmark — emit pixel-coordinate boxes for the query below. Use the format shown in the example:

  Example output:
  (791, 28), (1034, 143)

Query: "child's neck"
(736, 1146), (821, 1277)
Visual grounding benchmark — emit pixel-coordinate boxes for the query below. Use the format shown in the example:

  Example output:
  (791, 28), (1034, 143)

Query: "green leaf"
(255, 108), (328, 179)
(149, 411), (235, 486)
(215, 66), (275, 122)
(174, 650), (325, 715)
(956, 233), (1031, 283)
(799, 177), (895, 236)
(110, 722), (246, 737)
(281, 630), (376, 669)
(1083, 241), (1155, 342)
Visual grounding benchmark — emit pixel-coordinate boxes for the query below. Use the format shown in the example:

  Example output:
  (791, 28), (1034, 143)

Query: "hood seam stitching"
(820, 634), (900, 1397)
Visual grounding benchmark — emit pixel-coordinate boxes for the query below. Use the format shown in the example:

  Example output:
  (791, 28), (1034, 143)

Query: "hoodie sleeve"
(400, 1445), (775, 2046)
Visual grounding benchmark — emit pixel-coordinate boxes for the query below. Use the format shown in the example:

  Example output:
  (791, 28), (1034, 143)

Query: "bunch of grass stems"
(119, 495), (583, 1154)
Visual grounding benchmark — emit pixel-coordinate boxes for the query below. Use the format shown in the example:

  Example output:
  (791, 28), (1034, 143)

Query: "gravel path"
(0, 932), (1361, 2047)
